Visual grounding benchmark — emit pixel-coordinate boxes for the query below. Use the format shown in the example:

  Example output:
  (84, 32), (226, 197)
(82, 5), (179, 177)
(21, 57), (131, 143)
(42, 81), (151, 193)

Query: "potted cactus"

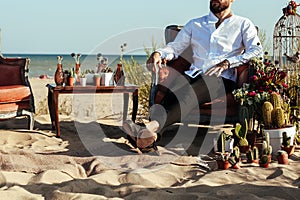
(67, 68), (75, 87)
(79, 72), (87, 86)
(246, 146), (259, 164)
(216, 153), (231, 170)
(262, 92), (296, 154)
(262, 132), (273, 162)
(276, 150), (289, 165)
(281, 131), (295, 156)
(228, 146), (241, 169)
(94, 73), (101, 87)
(259, 154), (270, 168)
(233, 120), (251, 153)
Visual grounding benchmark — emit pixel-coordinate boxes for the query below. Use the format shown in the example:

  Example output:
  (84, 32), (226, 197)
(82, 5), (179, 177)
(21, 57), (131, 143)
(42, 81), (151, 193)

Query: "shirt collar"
(207, 11), (219, 24)
(207, 11), (235, 24)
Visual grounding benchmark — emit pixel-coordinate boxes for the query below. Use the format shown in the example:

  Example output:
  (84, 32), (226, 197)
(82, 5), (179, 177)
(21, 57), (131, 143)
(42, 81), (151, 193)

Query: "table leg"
(123, 93), (129, 122)
(53, 91), (60, 137)
(132, 89), (138, 122)
(47, 88), (55, 130)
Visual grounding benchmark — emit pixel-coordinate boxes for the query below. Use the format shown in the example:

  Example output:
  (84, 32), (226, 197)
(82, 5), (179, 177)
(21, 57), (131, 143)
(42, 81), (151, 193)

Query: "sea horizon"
(2, 53), (148, 78)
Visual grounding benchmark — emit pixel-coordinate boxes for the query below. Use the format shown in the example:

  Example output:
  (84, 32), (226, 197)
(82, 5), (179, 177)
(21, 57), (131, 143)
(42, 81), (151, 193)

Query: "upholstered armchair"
(0, 55), (35, 129)
(150, 25), (250, 124)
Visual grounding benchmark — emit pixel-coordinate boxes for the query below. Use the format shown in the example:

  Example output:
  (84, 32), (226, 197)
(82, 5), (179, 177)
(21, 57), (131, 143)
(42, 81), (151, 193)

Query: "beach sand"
(0, 77), (299, 199)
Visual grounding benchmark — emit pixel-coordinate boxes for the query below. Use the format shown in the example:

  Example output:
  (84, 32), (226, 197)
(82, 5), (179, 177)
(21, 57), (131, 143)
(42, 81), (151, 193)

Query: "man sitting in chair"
(123, 0), (263, 152)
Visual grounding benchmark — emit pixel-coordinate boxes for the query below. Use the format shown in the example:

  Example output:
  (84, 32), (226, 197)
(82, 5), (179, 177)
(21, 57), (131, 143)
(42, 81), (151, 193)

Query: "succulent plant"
(262, 93), (288, 129)
(234, 120), (249, 147)
(259, 154), (270, 164)
(262, 132), (272, 156)
(262, 101), (273, 128)
(231, 146), (240, 161)
(270, 92), (282, 109)
(282, 132), (291, 147)
(272, 107), (285, 128)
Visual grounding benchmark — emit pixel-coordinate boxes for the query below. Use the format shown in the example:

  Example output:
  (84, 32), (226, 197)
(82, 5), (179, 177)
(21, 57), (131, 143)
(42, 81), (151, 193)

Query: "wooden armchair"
(150, 25), (250, 124)
(0, 55), (35, 129)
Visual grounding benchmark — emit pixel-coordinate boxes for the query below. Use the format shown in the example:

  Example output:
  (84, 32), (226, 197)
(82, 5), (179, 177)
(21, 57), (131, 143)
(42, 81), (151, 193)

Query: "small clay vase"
(54, 63), (64, 86)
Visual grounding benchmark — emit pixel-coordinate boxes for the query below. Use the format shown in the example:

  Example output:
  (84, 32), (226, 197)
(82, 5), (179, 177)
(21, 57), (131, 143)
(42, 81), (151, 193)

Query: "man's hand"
(146, 52), (166, 73)
(205, 59), (230, 77)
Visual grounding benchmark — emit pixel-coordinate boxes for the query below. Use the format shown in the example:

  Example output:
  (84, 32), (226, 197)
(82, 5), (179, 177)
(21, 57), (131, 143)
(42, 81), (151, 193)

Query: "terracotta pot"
(94, 77), (100, 87)
(277, 154), (289, 164)
(259, 162), (269, 168)
(281, 145), (295, 157)
(68, 77), (75, 86)
(216, 160), (231, 170)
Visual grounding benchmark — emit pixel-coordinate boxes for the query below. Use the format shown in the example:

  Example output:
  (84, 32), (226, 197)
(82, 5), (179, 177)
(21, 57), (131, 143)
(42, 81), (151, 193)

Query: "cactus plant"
(262, 101), (273, 128)
(259, 154), (270, 167)
(246, 146), (259, 163)
(252, 146), (259, 160)
(282, 132), (291, 147)
(231, 146), (240, 162)
(270, 92), (282, 108)
(272, 107), (285, 128)
(234, 120), (249, 147)
(262, 132), (272, 156)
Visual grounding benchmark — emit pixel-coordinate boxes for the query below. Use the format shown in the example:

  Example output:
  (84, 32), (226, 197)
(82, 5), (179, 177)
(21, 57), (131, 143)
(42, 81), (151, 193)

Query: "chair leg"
(22, 110), (34, 130)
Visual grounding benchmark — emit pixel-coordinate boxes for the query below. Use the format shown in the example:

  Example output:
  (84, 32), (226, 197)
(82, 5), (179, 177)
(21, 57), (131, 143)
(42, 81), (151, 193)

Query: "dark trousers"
(149, 74), (236, 135)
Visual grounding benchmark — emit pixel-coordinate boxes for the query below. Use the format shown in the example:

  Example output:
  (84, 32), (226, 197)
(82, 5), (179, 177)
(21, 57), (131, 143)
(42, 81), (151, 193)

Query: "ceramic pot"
(277, 154), (289, 164)
(94, 77), (100, 86)
(68, 77), (75, 86)
(263, 125), (296, 154)
(101, 72), (114, 86)
(80, 78), (87, 86)
(216, 160), (231, 170)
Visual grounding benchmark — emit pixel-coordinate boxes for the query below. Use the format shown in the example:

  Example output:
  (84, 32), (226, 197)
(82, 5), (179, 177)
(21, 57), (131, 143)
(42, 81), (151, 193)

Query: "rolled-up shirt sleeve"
(226, 19), (263, 68)
(156, 22), (192, 61)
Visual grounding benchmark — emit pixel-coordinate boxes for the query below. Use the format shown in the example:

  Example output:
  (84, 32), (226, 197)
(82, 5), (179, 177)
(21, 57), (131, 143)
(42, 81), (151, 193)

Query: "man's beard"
(210, 1), (230, 14)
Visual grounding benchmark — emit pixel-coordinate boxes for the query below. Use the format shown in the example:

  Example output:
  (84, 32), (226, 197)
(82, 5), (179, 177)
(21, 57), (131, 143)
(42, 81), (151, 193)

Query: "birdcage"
(273, 13), (300, 65)
(273, 7), (300, 119)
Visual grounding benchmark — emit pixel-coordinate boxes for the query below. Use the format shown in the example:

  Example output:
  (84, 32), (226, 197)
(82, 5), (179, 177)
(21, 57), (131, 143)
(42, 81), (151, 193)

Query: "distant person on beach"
(123, 0), (263, 151)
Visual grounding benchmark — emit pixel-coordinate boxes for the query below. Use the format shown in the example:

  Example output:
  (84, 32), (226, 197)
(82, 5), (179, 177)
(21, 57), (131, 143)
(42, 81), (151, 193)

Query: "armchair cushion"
(0, 85), (31, 103)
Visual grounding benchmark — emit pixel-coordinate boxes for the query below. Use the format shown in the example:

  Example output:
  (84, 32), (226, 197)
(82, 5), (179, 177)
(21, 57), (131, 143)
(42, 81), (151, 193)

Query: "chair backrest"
(0, 56), (30, 86)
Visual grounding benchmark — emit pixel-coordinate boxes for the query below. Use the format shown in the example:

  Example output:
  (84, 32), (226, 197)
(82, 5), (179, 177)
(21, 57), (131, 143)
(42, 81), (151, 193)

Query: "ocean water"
(3, 54), (148, 78)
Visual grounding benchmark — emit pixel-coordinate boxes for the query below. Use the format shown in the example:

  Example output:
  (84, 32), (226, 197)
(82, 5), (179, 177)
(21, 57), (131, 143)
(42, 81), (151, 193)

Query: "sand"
(0, 77), (299, 199)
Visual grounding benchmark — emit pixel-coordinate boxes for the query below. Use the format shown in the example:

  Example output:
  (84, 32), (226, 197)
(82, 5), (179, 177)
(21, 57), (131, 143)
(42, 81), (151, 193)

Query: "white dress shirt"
(157, 11), (263, 82)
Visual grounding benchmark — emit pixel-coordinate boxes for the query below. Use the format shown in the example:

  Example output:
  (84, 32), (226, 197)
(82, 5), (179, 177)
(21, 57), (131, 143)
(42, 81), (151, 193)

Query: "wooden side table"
(46, 84), (138, 137)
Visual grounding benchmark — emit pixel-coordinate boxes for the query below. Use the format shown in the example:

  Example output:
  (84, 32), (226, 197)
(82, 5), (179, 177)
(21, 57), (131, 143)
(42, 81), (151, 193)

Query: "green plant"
(259, 154), (269, 165)
(262, 132), (272, 155)
(69, 68), (75, 78)
(262, 92), (289, 129)
(233, 120), (249, 147)
(94, 73), (100, 78)
(282, 132), (291, 147)
(80, 72), (86, 78)
(295, 133), (300, 145)
(246, 146), (259, 161)
(123, 56), (151, 118)
(231, 146), (240, 162)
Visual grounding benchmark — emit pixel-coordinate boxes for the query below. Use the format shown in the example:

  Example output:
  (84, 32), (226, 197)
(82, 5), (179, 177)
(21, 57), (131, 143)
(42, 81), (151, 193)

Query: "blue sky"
(0, 0), (290, 54)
